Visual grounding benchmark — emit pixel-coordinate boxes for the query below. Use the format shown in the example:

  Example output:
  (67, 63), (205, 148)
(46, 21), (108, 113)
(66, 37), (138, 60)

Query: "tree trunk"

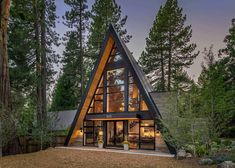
(40, 0), (47, 150)
(40, 0), (47, 125)
(79, 0), (84, 99)
(160, 35), (165, 92)
(0, 0), (11, 110)
(167, 30), (172, 91)
(0, 0), (21, 155)
(0, 0), (11, 156)
(33, 0), (43, 124)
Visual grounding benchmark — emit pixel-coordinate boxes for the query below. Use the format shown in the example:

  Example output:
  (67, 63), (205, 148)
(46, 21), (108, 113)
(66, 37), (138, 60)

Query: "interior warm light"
(98, 130), (103, 136)
(119, 107), (124, 111)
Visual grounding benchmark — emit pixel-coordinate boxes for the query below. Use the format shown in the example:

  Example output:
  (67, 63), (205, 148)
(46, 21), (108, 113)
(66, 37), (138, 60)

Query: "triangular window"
(87, 43), (148, 114)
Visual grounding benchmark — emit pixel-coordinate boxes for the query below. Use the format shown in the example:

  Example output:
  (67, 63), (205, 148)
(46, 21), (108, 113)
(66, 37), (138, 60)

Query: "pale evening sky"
(55, 0), (235, 81)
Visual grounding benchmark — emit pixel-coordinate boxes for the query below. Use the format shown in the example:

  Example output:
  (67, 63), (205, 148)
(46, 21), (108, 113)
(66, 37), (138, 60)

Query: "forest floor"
(0, 148), (215, 168)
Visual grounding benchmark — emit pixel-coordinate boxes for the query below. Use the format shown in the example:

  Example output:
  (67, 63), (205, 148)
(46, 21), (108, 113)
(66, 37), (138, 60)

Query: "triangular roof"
(64, 25), (168, 148)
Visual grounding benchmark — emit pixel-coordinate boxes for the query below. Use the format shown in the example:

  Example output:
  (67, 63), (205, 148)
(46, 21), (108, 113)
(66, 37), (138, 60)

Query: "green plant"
(196, 144), (207, 157)
(210, 141), (220, 154)
(122, 135), (129, 145)
(184, 144), (195, 154)
(98, 139), (103, 144)
(213, 138), (222, 145)
(223, 139), (232, 147)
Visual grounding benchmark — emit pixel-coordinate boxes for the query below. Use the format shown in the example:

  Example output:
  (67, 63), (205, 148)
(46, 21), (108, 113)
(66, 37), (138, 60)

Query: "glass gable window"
(128, 77), (139, 111)
(107, 68), (125, 112)
(86, 43), (149, 114)
(108, 47), (123, 64)
(128, 73), (149, 112)
(88, 76), (104, 114)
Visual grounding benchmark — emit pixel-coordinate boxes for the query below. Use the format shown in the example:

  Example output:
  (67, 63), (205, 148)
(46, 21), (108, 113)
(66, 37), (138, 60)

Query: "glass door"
(107, 121), (124, 147)
(140, 120), (155, 150)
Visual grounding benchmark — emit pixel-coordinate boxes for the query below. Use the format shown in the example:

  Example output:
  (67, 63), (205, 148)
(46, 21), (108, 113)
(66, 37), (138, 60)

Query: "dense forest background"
(0, 0), (234, 156)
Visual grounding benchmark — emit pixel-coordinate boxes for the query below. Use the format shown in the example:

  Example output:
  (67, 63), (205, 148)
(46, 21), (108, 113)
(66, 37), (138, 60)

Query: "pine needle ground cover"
(0, 148), (215, 168)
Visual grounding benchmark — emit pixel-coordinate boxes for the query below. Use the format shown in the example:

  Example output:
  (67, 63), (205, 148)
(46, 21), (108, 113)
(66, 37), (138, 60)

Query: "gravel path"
(0, 148), (215, 168)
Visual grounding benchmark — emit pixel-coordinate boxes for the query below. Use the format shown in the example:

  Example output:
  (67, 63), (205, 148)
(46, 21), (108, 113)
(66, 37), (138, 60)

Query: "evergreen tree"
(50, 73), (78, 111)
(139, 0), (199, 91)
(8, 0), (59, 149)
(0, 0), (16, 155)
(87, 0), (131, 68)
(220, 18), (235, 85)
(198, 46), (233, 137)
(50, 0), (89, 111)
(219, 18), (235, 137)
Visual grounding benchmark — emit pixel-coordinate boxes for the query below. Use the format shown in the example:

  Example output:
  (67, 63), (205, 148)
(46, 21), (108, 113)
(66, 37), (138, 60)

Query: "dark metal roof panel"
(48, 110), (77, 131)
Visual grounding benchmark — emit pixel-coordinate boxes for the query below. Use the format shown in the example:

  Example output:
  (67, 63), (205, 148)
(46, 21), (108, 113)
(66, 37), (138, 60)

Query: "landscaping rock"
(186, 153), (193, 158)
(177, 149), (186, 159)
(199, 158), (213, 165)
(217, 161), (235, 168)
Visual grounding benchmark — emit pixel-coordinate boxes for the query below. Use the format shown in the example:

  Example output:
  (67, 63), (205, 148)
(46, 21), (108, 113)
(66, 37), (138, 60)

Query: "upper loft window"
(107, 68), (125, 112)
(107, 45), (123, 65)
(107, 68), (125, 86)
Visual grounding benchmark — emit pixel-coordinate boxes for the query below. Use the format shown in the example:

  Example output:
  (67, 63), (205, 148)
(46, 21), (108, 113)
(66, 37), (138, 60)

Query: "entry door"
(107, 121), (124, 147)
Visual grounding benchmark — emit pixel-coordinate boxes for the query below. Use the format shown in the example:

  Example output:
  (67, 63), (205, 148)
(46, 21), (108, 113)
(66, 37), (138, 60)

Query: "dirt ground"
(0, 148), (215, 168)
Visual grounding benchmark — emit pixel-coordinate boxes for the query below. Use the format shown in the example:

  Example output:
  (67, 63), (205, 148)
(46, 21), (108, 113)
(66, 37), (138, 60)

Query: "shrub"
(196, 145), (207, 157)
(223, 139), (232, 147)
(184, 144), (195, 155)
(213, 138), (222, 145)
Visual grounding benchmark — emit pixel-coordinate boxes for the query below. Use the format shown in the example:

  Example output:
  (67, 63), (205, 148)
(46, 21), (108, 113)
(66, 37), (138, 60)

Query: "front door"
(107, 121), (124, 147)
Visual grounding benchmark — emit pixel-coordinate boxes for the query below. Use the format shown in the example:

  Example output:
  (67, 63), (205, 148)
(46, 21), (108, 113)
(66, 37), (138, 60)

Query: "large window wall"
(87, 43), (149, 114)
(107, 68), (125, 112)
(83, 121), (103, 146)
(128, 120), (155, 150)
(83, 120), (155, 150)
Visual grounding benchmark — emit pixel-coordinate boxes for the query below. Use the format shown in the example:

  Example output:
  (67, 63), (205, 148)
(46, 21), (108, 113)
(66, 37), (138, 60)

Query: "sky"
(55, 0), (235, 81)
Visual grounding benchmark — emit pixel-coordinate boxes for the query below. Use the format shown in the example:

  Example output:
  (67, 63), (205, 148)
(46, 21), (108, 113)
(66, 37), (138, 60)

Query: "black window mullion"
(104, 71), (107, 113)
(125, 69), (128, 112)
(93, 121), (95, 146)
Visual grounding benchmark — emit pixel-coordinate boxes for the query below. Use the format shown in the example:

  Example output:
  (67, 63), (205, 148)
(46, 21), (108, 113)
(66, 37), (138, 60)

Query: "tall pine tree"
(198, 47), (233, 137)
(220, 18), (235, 85)
(139, 0), (199, 91)
(219, 18), (235, 137)
(50, 0), (89, 111)
(8, 0), (59, 149)
(87, 0), (131, 69)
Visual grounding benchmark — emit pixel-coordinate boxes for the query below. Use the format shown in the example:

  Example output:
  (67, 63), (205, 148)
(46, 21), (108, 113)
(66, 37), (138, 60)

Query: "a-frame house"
(65, 25), (174, 154)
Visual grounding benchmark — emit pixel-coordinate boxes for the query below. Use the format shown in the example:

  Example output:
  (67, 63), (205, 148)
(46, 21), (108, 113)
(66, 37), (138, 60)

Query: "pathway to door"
(57, 146), (175, 157)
